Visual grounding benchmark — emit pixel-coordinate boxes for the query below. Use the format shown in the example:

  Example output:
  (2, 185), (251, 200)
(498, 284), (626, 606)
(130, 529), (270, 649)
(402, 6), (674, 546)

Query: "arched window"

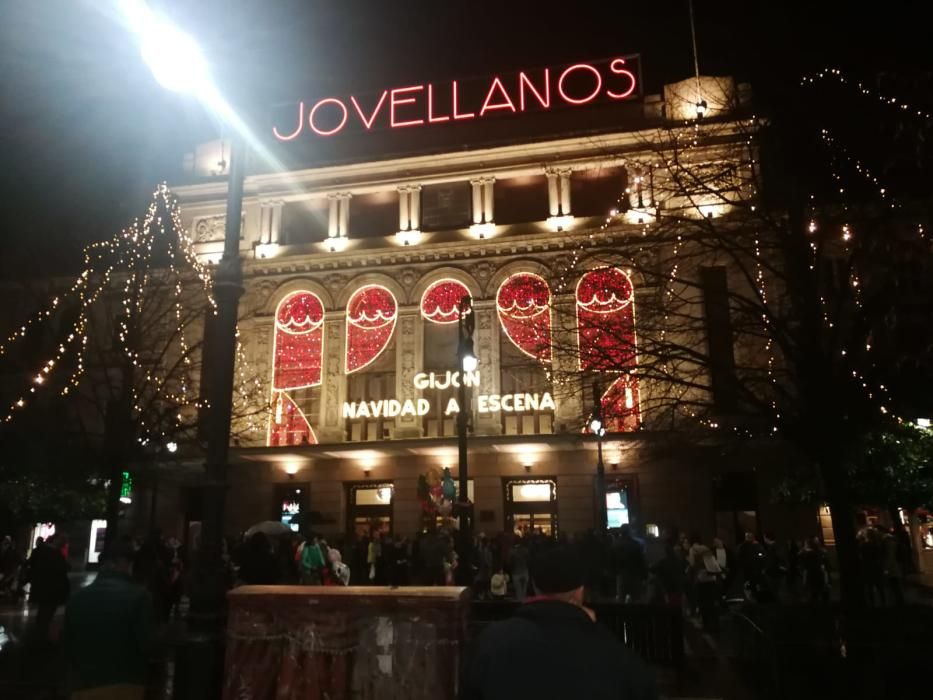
(575, 267), (640, 431)
(420, 279), (471, 437)
(345, 285), (398, 441)
(496, 273), (552, 363)
(496, 273), (554, 435)
(346, 285), (397, 374)
(268, 291), (324, 446)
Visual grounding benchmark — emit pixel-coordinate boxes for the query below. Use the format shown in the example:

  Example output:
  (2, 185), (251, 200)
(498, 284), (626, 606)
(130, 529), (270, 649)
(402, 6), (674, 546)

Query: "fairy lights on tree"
(0, 184), (268, 450)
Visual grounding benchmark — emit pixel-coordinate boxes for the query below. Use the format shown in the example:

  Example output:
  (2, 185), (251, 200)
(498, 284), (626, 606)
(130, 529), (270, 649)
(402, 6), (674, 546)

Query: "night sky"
(1, 1), (930, 278)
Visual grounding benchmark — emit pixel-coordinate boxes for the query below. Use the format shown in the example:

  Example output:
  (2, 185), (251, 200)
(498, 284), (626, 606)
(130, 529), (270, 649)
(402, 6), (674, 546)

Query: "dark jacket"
(64, 570), (155, 690)
(463, 600), (656, 700)
(28, 544), (69, 605)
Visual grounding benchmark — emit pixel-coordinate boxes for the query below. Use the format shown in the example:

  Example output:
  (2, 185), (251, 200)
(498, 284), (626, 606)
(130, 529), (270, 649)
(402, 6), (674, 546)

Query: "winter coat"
(463, 600), (656, 700)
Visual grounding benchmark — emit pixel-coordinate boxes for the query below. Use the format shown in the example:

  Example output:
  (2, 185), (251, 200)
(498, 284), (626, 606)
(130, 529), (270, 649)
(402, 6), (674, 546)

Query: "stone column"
(259, 202), (272, 244)
(398, 186), (410, 231)
(473, 301), (502, 435)
(409, 185), (422, 230)
(550, 293), (583, 433)
(338, 193), (351, 237)
(471, 180), (483, 224)
(546, 172), (559, 217)
(483, 178), (494, 224)
(559, 170), (572, 216)
(269, 201), (284, 244)
(394, 310), (423, 439)
(327, 195), (339, 238)
(317, 312), (347, 443)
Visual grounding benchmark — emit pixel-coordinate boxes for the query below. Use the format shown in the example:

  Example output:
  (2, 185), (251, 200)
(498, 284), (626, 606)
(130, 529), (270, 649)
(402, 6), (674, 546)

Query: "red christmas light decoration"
(576, 267), (636, 371)
(346, 285), (398, 374)
(600, 374), (640, 433)
(576, 267), (640, 431)
(496, 273), (552, 363)
(272, 291), (325, 391)
(421, 279), (470, 324)
(268, 391), (317, 446)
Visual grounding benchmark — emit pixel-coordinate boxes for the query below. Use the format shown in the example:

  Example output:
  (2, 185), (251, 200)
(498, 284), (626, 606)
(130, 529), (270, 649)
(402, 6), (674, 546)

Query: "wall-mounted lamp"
(363, 468), (372, 479)
(285, 463), (299, 480)
(523, 463), (532, 474)
(611, 462), (619, 472)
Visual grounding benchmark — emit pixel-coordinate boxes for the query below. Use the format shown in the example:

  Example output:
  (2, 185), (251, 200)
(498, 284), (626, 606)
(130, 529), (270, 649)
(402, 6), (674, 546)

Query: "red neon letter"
(390, 85), (425, 128)
(308, 98), (348, 136)
(350, 91), (388, 130)
(479, 76), (517, 116)
(519, 70), (550, 111)
(557, 63), (602, 105)
(427, 84), (450, 123)
(607, 58), (637, 99)
(452, 80), (475, 121)
(272, 101), (305, 141)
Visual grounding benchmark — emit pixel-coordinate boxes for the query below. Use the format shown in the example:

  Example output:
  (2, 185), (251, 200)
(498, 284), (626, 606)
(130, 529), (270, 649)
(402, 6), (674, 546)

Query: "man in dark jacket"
(64, 537), (156, 698)
(463, 545), (656, 700)
(28, 533), (69, 642)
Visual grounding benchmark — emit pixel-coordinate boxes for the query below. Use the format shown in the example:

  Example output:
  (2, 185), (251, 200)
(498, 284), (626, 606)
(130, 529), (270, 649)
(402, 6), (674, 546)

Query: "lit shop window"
(606, 490), (630, 529)
(348, 483), (394, 537)
(576, 267), (640, 432)
(279, 486), (305, 533)
(269, 291), (324, 447)
(504, 478), (558, 536)
(87, 519), (107, 565)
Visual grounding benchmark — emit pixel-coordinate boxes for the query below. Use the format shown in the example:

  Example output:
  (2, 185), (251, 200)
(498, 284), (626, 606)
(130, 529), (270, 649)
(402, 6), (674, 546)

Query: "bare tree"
(547, 106), (932, 606)
(0, 186), (269, 542)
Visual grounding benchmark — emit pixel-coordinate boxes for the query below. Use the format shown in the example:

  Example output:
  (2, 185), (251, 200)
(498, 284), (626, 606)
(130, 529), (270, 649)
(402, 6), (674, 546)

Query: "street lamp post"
(590, 381), (608, 531)
(456, 296), (477, 583)
(123, 6), (246, 694)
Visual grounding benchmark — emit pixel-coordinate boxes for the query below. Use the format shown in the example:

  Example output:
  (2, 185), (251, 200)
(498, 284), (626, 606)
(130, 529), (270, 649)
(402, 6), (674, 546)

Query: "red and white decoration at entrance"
(421, 279), (470, 324)
(496, 273), (552, 363)
(346, 285), (398, 373)
(576, 267), (640, 431)
(269, 392), (317, 447)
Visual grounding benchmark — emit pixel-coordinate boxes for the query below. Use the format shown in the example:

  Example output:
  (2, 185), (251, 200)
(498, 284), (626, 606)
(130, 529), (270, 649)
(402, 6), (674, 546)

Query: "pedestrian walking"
(64, 537), (156, 699)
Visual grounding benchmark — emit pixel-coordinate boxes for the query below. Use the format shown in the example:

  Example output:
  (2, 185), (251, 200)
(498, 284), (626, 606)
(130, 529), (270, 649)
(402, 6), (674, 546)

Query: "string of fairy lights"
(1, 183), (267, 444)
(544, 76), (925, 434)
(801, 68), (933, 122)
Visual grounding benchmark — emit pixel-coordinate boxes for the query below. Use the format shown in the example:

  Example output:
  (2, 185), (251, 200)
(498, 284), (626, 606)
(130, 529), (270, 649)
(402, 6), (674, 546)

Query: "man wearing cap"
(463, 545), (656, 700)
(64, 537), (156, 699)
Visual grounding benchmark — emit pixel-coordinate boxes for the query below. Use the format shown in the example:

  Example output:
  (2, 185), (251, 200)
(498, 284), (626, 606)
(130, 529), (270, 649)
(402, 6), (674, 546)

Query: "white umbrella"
(245, 521), (291, 537)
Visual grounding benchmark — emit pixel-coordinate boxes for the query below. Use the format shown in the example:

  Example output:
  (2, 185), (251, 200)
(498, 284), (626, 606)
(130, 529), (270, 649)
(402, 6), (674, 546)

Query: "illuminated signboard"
(342, 370), (556, 419)
(273, 56), (640, 142)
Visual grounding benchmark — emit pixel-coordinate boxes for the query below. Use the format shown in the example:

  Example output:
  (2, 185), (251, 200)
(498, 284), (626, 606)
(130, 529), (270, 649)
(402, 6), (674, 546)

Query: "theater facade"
(150, 64), (818, 545)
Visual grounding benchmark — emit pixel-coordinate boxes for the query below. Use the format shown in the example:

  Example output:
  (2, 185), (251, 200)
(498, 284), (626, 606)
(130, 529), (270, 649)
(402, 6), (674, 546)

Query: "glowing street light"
(591, 381), (608, 531)
(119, 0), (212, 95)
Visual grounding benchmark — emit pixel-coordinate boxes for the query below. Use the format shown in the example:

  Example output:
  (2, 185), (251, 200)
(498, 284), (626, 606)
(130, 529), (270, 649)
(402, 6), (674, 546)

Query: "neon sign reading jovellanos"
(272, 56), (639, 141)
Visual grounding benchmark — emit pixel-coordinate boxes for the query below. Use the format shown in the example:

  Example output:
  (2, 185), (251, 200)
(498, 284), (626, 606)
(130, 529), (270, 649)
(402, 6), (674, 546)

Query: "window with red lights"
(421, 279), (470, 437)
(268, 291), (324, 447)
(345, 285), (398, 441)
(575, 267), (640, 432)
(496, 273), (554, 435)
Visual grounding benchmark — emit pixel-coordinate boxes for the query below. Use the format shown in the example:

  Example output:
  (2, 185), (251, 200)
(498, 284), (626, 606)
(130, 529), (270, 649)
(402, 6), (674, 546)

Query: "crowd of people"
(0, 519), (916, 643)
